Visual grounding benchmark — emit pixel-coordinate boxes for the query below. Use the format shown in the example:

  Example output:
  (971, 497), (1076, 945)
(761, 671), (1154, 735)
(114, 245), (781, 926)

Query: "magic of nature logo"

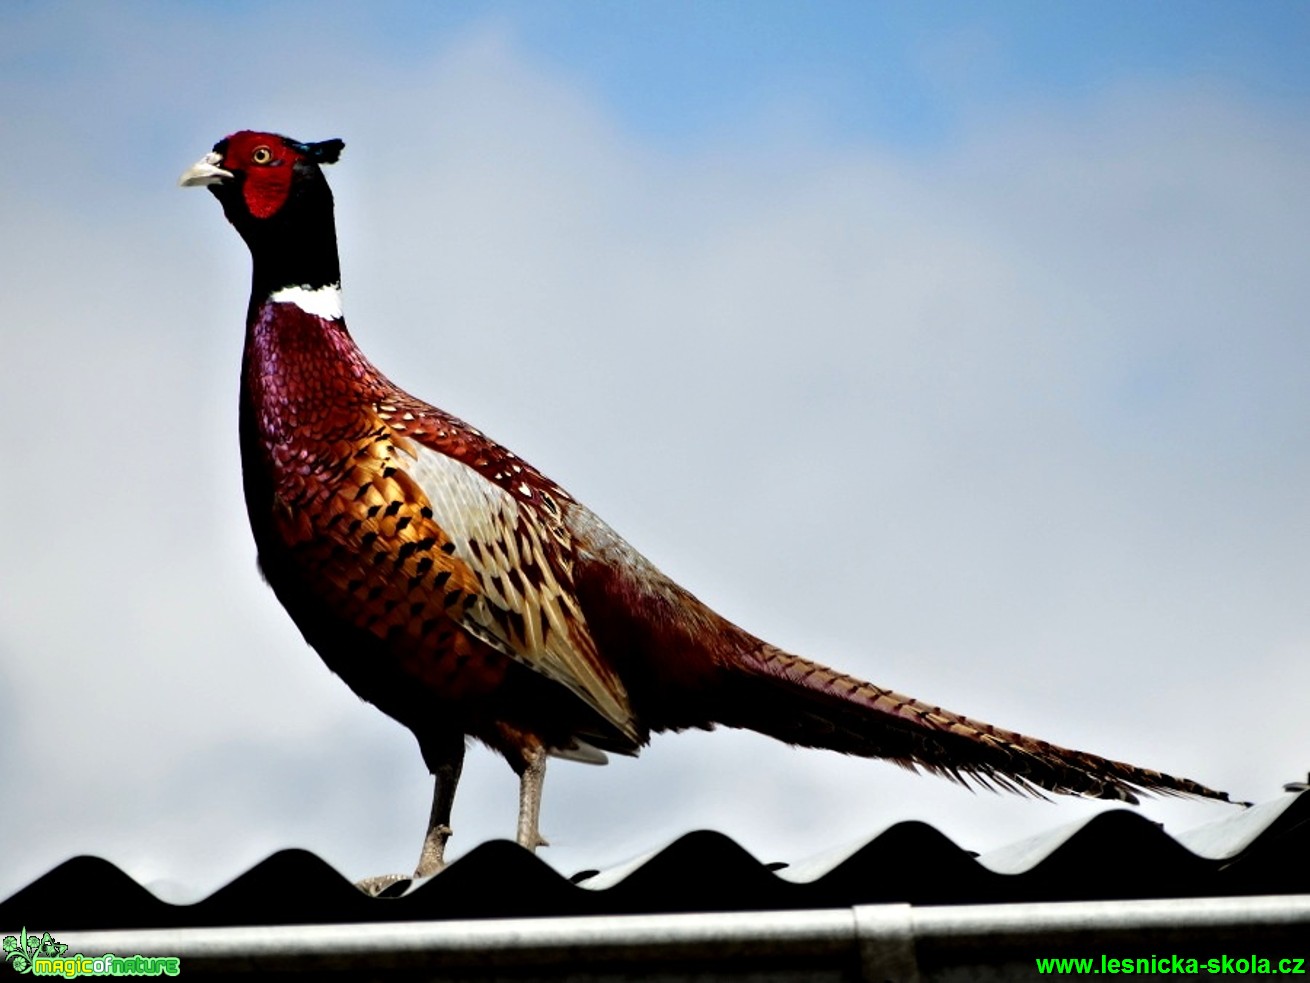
(3, 928), (180, 977)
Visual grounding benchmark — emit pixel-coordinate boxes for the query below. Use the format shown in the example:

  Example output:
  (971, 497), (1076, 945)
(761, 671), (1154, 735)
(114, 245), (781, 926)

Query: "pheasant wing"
(393, 429), (640, 743)
(266, 412), (638, 746)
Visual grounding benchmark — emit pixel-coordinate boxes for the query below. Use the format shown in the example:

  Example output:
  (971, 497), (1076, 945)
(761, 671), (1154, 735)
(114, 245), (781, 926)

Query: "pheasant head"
(181, 131), (346, 307)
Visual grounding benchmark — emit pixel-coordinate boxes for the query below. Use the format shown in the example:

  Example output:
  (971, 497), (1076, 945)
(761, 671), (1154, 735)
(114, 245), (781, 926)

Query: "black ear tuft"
(295, 138), (345, 165)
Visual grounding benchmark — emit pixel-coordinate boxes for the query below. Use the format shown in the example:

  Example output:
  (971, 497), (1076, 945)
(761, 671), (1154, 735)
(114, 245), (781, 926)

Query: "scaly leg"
(356, 738), (465, 896)
(516, 744), (550, 850)
(415, 745), (464, 877)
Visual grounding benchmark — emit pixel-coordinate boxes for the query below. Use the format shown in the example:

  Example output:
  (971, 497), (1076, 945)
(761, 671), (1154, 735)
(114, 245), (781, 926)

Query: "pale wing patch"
(398, 438), (637, 740)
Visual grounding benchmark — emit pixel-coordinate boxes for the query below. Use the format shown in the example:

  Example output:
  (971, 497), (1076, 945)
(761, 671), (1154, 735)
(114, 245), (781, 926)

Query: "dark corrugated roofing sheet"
(4, 790), (1307, 932)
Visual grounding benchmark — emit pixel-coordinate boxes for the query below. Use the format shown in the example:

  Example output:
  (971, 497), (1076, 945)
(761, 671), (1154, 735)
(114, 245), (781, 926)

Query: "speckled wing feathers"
(393, 430), (639, 742)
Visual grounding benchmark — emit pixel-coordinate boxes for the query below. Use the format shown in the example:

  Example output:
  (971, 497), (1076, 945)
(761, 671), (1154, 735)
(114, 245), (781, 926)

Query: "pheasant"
(181, 130), (1238, 891)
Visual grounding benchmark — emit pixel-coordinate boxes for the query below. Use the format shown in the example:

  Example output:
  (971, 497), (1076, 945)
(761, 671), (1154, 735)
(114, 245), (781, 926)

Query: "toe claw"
(355, 873), (412, 897)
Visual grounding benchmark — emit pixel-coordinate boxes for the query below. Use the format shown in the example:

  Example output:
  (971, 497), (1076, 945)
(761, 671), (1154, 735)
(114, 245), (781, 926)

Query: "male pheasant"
(181, 131), (1237, 890)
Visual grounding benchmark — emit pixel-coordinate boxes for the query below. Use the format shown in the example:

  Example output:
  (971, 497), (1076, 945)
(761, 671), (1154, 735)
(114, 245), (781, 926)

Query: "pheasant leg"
(356, 740), (465, 895)
(516, 745), (549, 850)
(415, 747), (465, 877)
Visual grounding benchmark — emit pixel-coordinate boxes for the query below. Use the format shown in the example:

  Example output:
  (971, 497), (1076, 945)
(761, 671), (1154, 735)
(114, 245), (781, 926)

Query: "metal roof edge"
(48, 894), (1310, 981)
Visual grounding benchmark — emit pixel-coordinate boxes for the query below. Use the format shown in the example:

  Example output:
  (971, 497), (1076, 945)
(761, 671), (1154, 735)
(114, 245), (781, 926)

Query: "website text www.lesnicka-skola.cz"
(1035, 953), (1306, 975)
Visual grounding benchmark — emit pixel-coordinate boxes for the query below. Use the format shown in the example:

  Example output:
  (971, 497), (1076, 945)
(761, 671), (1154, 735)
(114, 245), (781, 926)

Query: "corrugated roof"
(4, 789), (1306, 932)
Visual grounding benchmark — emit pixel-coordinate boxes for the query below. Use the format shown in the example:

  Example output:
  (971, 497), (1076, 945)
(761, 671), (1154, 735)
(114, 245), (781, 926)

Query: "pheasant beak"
(178, 151), (233, 188)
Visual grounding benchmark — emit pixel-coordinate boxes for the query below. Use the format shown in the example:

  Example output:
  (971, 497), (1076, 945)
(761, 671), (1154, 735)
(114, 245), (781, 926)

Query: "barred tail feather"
(722, 644), (1238, 806)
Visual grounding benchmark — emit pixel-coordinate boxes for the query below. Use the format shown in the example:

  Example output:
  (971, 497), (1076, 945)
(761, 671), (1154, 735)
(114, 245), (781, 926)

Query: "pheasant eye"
(251, 146), (273, 165)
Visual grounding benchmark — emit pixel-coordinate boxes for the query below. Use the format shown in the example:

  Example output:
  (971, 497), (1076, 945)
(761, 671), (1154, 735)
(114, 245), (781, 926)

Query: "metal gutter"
(51, 894), (1310, 981)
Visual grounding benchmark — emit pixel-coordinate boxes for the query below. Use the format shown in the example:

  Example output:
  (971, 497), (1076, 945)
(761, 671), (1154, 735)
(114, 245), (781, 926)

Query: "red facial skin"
(218, 131), (303, 219)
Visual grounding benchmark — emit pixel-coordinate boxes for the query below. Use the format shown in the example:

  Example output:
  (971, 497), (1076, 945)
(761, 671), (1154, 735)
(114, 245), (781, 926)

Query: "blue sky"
(11, 3), (1310, 167)
(2, 2), (1309, 900)
(489, 1), (1310, 144)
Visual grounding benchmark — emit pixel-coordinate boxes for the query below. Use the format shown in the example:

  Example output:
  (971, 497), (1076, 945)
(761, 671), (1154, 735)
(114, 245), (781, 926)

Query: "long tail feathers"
(722, 644), (1240, 806)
